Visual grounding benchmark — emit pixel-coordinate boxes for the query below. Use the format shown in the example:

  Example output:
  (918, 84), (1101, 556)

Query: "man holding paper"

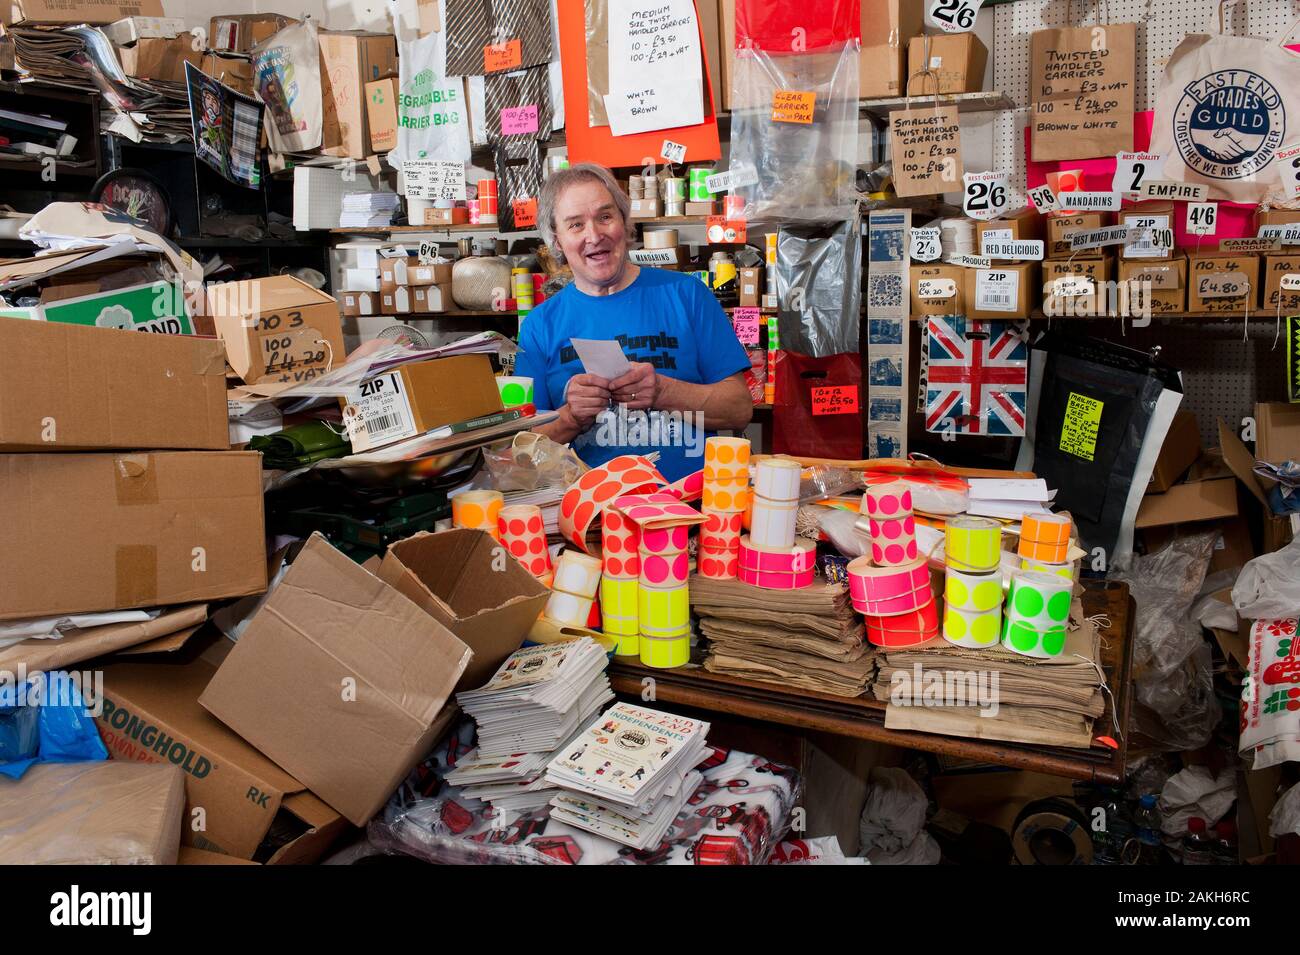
(516, 163), (752, 481)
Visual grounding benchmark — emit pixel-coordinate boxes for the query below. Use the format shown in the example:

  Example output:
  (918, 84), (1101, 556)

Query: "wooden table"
(609, 580), (1135, 784)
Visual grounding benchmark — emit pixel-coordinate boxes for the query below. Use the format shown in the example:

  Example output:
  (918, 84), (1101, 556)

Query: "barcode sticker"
(975, 270), (1018, 312)
(1122, 214), (1170, 259)
(343, 372), (418, 452)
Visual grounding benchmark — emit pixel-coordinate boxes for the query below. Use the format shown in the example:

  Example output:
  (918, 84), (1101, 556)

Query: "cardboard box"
(738, 267), (763, 307)
(210, 13), (297, 53)
(406, 262), (454, 287)
(200, 51), (255, 96)
(200, 534), (471, 826)
(685, 200), (717, 216)
(379, 529), (552, 691)
(340, 291), (378, 317)
(910, 264), (966, 316)
(1220, 415), (1293, 555)
(630, 198), (661, 219)
(7, 0), (162, 25)
(340, 354), (502, 451)
(104, 15), (185, 44)
(1118, 254), (1186, 316)
(1120, 202), (1175, 260)
(380, 287), (412, 315)
(0, 451), (266, 620)
(1136, 476), (1238, 529)
(1046, 211), (1110, 257)
(364, 75), (399, 154)
(96, 652), (349, 863)
(319, 31), (399, 160)
(860, 0), (926, 98)
(419, 206), (469, 227)
(0, 761), (182, 865)
(1255, 208), (1300, 232)
(119, 35), (202, 82)
(1043, 256), (1112, 318)
(1187, 250), (1259, 314)
(411, 283), (452, 313)
(906, 32), (987, 95)
(36, 280), (192, 334)
(1262, 253), (1300, 312)
(206, 275), (346, 387)
(179, 847), (260, 865)
(1256, 401), (1300, 464)
(964, 262), (1039, 320)
(0, 319), (227, 452)
(344, 268), (381, 293)
(1148, 409), (1202, 492)
(974, 207), (1044, 252)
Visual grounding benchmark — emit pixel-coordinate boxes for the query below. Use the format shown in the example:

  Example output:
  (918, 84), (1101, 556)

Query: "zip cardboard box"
(379, 529), (552, 691)
(210, 13), (297, 53)
(1148, 408), (1201, 493)
(1045, 211), (1110, 258)
(0, 451), (266, 621)
(7, 0), (163, 25)
(910, 263), (966, 316)
(364, 75), (399, 154)
(1043, 256), (1112, 318)
(1119, 201), (1175, 260)
(906, 32), (987, 95)
(200, 533), (472, 826)
(206, 274), (346, 387)
(319, 31), (399, 159)
(0, 318), (227, 451)
(1118, 253), (1186, 316)
(340, 354), (502, 451)
(1262, 253), (1300, 312)
(1187, 250), (1259, 314)
(964, 262), (1039, 320)
(96, 650), (349, 863)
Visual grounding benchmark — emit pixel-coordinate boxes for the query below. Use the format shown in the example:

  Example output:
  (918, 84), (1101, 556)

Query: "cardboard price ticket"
(811, 385), (859, 416)
(889, 105), (963, 198)
(483, 39), (522, 72)
(1029, 22), (1136, 162)
(771, 90), (816, 124)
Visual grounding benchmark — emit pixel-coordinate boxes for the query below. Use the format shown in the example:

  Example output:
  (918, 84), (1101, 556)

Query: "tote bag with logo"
(1151, 5), (1300, 203)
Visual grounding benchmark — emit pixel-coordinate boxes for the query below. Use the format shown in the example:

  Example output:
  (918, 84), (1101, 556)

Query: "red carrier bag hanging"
(772, 351), (863, 459)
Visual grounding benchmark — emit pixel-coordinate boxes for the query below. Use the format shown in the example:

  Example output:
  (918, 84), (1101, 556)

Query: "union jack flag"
(925, 317), (1028, 436)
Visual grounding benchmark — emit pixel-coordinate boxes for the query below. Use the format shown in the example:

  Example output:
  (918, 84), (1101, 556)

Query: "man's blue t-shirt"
(514, 268), (750, 482)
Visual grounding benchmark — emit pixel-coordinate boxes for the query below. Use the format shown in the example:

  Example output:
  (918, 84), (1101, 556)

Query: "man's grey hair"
(537, 161), (633, 263)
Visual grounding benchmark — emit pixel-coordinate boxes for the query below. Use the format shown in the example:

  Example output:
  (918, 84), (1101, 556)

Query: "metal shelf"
(860, 90), (1016, 120)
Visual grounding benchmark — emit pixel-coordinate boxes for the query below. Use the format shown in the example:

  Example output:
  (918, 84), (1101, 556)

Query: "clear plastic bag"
(481, 431), (588, 491)
(799, 465), (859, 503)
(1232, 535), (1300, 620)
(858, 767), (940, 865)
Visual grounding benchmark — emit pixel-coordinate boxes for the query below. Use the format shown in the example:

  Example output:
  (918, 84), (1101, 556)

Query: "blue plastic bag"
(0, 673), (107, 780)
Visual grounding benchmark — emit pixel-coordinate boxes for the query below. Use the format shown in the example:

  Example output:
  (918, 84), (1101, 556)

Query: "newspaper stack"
(544, 702), (711, 849)
(339, 192), (401, 228)
(454, 638), (612, 759)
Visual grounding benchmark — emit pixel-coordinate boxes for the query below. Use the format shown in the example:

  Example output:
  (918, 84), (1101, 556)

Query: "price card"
(918, 278), (957, 299)
(1281, 275), (1300, 291)
(1112, 152), (1162, 198)
(910, 227), (941, 262)
(512, 198), (538, 229)
(483, 39), (522, 72)
(1276, 143), (1300, 200)
(1186, 202), (1218, 236)
(705, 165), (759, 194)
(500, 105), (539, 136)
(417, 241), (440, 264)
(963, 171), (1009, 221)
(1198, 273), (1250, 299)
(706, 215), (747, 243)
(732, 307), (761, 345)
(811, 385), (859, 416)
(927, 0), (982, 32)
(661, 140), (687, 165)
(771, 90), (816, 124)
(1027, 182), (1060, 213)
(404, 160), (466, 202)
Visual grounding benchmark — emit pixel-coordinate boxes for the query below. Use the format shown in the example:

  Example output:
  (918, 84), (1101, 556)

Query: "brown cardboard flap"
(1135, 476), (1238, 529)
(117, 624), (204, 656)
(1219, 419), (1270, 507)
(1257, 402), (1300, 464)
(179, 846), (259, 865)
(0, 603), (208, 674)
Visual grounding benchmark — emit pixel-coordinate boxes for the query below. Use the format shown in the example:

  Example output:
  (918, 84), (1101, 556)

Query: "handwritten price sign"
(771, 90), (815, 124)
(811, 385), (859, 416)
(732, 307), (761, 345)
(483, 39), (522, 72)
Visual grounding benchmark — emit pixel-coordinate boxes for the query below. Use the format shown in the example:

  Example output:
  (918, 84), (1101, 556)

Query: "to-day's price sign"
(772, 90), (816, 124)
(483, 39), (522, 72)
(910, 227), (941, 262)
(661, 140), (687, 164)
(1186, 202), (1217, 236)
(1112, 152), (1162, 198)
(811, 385), (859, 416)
(963, 171), (1008, 220)
(1027, 182), (1060, 213)
(404, 160), (466, 202)
(928, 0), (982, 33)
(732, 306), (761, 345)
(1275, 142), (1300, 201)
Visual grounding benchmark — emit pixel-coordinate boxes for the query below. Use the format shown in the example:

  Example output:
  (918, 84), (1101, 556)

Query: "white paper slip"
(966, 500), (1054, 520)
(571, 338), (632, 381)
(967, 478), (1052, 502)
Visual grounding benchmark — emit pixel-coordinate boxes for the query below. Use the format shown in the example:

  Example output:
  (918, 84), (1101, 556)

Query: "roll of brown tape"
(643, 229), (679, 250)
(1011, 798), (1094, 866)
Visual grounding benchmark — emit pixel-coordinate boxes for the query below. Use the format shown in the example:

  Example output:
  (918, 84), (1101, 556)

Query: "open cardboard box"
(379, 529), (551, 691)
(1219, 408), (1299, 553)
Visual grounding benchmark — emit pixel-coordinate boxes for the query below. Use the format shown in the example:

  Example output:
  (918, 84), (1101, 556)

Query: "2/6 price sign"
(928, 0), (982, 33)
(963, 171), (1008, 220)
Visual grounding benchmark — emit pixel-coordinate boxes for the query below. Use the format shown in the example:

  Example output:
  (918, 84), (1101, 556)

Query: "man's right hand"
(562, 374), (612, 431)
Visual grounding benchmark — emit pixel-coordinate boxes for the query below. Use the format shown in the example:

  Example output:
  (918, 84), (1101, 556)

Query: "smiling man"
(515, 162), (753, 481)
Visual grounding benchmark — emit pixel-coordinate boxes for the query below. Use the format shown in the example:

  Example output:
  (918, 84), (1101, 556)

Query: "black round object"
(90, 168), (173, 236)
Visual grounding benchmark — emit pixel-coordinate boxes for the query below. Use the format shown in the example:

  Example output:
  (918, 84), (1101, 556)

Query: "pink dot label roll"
(846, 556), (931, 617)
(639, 524), (690, 555)
(736, 536), (816, 590)
(600, 509), (641, 579)
(697, 545), (740, 579)
(863, 481), (913, 518)
(699, 510), (744, 552)
(639, 550), (690, 589)
(868, 512), (918, 566)
(499, 504), (552, 578)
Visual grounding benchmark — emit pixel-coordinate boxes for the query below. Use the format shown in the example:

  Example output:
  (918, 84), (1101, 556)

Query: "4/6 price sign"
(928, 0), (982, 33)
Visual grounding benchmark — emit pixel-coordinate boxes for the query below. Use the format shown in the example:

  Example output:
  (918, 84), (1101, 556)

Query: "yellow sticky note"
(1060, 392), (1103, 462)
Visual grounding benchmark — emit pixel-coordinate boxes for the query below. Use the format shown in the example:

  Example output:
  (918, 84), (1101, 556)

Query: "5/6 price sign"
(963, 171), (1008, 220)
(928, 0), (982, 33)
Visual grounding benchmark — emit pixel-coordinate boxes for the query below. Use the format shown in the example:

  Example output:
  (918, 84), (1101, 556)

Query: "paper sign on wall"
(890, 105), (963, 198)
(812, 385), (859, 416)
(1029, 23), (1136, 162)
(1060, 392), (1102, 462)
(604, 0), (704, 137)
(772, 90), (816, 124)
(732, 307), (760, 345)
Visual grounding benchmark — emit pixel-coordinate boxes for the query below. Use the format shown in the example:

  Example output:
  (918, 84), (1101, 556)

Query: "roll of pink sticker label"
(640, 524), (689, 554)
(865, 482), (913, 518)
(639, 552), (690, 587)
(847, 557), (930, 616)
(737, 562), (814, 590)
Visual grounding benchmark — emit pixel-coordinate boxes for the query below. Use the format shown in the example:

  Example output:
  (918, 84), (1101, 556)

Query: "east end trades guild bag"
(1151, 4), (1300, 203)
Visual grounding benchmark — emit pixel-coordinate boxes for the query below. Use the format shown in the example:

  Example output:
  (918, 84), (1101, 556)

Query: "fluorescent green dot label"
(973, 581), (1001, 611)
(1047, 591), (1071, 622)
(501, 383), (528, 405)
(1014, 585), (1043, 618)
(1041, 628), (1066, 656)
(1009, 621), (1038, 652)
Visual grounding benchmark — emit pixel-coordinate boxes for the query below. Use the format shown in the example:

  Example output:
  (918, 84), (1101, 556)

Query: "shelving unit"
(859, 90), (1017, 120)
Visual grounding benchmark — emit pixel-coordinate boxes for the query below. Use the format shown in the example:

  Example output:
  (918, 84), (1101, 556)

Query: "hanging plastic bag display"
(772, 351), (863, 459)
(484, 63), (553, 144)
(776, 215), (862, 357)
(390, 31), (472, 172)
(250, 19), (323, 155)
(728, 0), (861, 220)
(924, 317), (1028, 437)
(495, 137), (542, 231)
(1151, 4), (1300, 203)
(444, 0), (554, 76)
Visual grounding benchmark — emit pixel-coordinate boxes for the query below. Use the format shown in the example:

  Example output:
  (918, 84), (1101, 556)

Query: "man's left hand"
(609, 362), (658, 412)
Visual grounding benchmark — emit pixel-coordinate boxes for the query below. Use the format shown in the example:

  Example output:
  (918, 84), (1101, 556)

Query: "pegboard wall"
(983, 0), (1300, 440)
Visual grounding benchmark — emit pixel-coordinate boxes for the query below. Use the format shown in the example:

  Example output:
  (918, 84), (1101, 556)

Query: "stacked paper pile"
(339, 192), (401, 228)
(451, 638), (613, 811)
(692, 574), (875, 696)
(544, 702), (710, 850)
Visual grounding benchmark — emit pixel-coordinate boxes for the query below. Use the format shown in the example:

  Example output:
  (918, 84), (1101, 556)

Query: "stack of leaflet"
(544, 702), (711, 850)
(340, 192), (401, 228)
(444, 750), (560, 813)
(454, 638), (612, 759)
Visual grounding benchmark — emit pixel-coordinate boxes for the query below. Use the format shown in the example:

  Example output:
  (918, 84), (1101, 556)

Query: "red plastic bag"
(772, 351), (863, 458)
